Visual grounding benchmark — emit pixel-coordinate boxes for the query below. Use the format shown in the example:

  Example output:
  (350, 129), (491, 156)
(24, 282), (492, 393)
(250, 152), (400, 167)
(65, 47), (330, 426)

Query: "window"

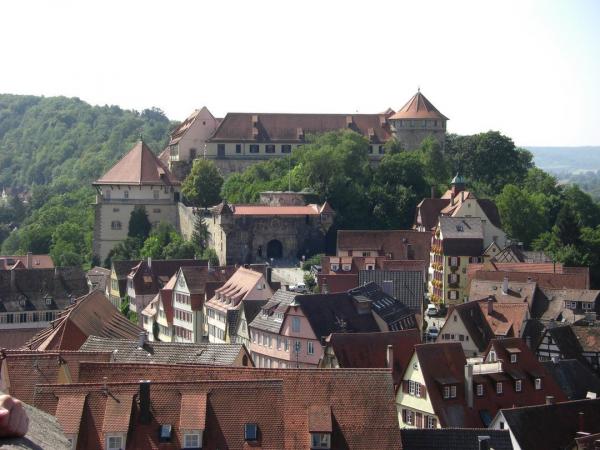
(249, 144), (259, 153)
(153, 208), (161, 213)
(105, 189), (111, 200)
(284, 339), (289, 352)
(153, 190), (159, 199)
(342, 264), (351, 271)
(236, 144), (242, 153)
(535, 378), (542, 390)
(183, 431), (202, 448)
(281, 144), (292, 153)
(19, 313), (27, 323)
(368, 145), (373, 154)
(307, 341), (314, 355)
(489, 351), (497, 362)
(453, 314), (458, 322)
(217, 143), (226, 154)
(295, 340), (302, 353)
(510, 354), (518, 363)
(311, 432), (331, 449)
(476, 384), (484, 396)
(112, 207), (120, 212)
(106, 436), (123, 450)
(244, 423), (258, 441)
(378, 145), (385, 154)
(111, 221), (122, 230)
(276, 336), (281, 349)
(443, 386), (451, 399)
(450, 385), (457, 398)
(426, 416), (437, 429)
(496, 382), (503, 394)
(330, 264), (339, 271)
(292, 316), (301, 332)
(403, 409), (414, 425)
(124, 190), (129, 199)
(159, 424), (172, 442)
(265, 144), (275, 153)
(515, 380), (522, 392)
(449, 256), (458, 267)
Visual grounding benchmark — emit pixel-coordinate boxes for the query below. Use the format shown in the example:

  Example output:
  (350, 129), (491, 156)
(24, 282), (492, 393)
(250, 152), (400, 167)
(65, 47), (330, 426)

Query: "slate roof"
(0, 267), (88, 313)
(542, 359), (600, 400)
(86, 266), (110, 292)
(0, 400), (71, 450)
(498, 398), (600, 450)
(336, 229), (432, 261)
(440, 216), (484, 239)
(349, 281), (417, 326)
(294, 293), (381, 340)
(328, 329), (421, 386)
(80, 336), (250, 366)
(400, 428), (513, 450)
(389, 91), (448, 120)
(94, 140), (179, 186)
(22, 291), (142, 351)
(249, 289), (297, 333)
(208, 112), (394, 144)
(74, 364), (402, 449)
(358, 270), (424, 312)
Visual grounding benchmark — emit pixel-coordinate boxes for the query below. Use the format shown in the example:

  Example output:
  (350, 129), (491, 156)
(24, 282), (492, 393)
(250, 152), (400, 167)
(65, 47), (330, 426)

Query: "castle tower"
(388, 89), (448, 151)
(92, 139), (181, 263)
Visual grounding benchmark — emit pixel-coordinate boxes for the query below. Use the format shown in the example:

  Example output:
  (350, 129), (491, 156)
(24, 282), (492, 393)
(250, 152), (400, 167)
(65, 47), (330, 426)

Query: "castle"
(163, 90), (448, 177)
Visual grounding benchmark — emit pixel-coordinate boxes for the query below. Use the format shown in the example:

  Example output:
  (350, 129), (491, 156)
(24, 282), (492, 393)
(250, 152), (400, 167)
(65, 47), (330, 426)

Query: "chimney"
(430, 186), (435, 199)
(502, 276), (509, 295)
(26, 252), (32, 269)
(478, 436), (491, 450)
(138, 331), (147, 348)
(461, 191), (465, 202)
(450, 192), (455, 205)
(579, 412), (585, 433)
(147, 256), (152, 270)
(546, 395), (555, 405)
(487, 298), (494, 315)
(382, 280), (394, 297)
(386, 344), (393, 369)
(465, 363), (474, 408)
(139, 380), (151, 424)
(322, 280), (329, 294)
(266, 266), (272, 285)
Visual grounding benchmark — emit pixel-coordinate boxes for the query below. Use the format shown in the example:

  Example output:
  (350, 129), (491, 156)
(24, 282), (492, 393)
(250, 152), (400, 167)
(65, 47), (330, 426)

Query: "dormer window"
(106, 435), (125, 450)
(342, 264), (351, 272)
(311, 433), (331, 449)
(366, 264), (375, 270)
(510, 353), (517, 363)
(496, 382), (503, 394)
(183, 430), (203, 449)
(489, 350), (497, 362)
(244, 423), (258, 441)
(476, 384), (484, 396)
(443, 385), (457, 399)
(330, 263), (339, 271)
(535, 378), (542, 390)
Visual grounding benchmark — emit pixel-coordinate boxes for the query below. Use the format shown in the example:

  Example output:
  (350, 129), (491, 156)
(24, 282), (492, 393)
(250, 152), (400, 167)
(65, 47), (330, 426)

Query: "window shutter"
(416, 412), (423, 428)
(457, 257), (461, 266)
(402, 409), (407, 423)
(421, 384), (427, 399)
(403, 380), (409, 393)
(447, 274), (451, 283)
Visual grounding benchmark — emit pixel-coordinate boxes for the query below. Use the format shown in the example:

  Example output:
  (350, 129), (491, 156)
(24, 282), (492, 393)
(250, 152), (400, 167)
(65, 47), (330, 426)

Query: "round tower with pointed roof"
(388, 89), (448, 151)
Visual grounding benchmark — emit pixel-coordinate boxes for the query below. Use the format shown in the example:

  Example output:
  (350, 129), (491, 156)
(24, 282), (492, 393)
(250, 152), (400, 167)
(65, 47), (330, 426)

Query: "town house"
(107, 260), (139, 308)
(396, 338), (566, 429)
(429, 216), (484, 306)
(204, 267), (273, 343)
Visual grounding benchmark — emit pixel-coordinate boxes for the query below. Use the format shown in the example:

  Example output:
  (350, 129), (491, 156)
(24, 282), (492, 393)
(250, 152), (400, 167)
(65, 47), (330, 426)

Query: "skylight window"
(244, 423), (258, 441)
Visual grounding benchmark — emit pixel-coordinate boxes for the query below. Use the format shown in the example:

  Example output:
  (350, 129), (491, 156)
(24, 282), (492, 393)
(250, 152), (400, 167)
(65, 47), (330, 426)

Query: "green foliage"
(140, 222), (196, 260)
(301, 253), (324, 271)
(445, 131), (533, 196)
(128, 206), (152, 240)
(181, 159), (224, 208)
(191, 213), (210, 255)
(419, 136), (449, 189)
(303, 272), (317, 292)
(555, 204), (581, 247)
(496, 185), (549, 247)
(120, 295), (138, 325)
(105, 237), (144, 266)
(202, 247), (220, 266)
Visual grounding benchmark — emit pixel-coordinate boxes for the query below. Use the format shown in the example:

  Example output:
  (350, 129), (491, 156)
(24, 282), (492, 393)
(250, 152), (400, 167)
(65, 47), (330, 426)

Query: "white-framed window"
(153, 190), (159, 199)
(450, 385), (457, 398)
(404, 409), (414, 425)
(284, 339), (289, 352)
(277, 335), (281, 349)
(496, 382), (503, 394)
(292, 316), (301, 332)
(510, 354), (517, 363)
(426, 416), (437, 429)
(106, 435), (124, 450)
(111, 221), (122, 230)
(535, 378), (542, 390)
(342, 264), (351, 271)
(515, 380), (522, 392)
(311, 432), (331, 449)
(449, 256), (458, 267)
(330, 263), (339, 271)
(183, 431), (202, 448)
(123, 190), (129, 199)
(476, 384), (484, 396)
(307, 341), (315, 355)
(443, 385), (457, 399)
(489, 351), (497, 362)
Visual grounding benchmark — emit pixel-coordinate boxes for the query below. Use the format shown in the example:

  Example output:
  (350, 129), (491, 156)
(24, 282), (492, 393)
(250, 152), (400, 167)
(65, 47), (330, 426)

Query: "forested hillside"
(0, 94), (175, 265)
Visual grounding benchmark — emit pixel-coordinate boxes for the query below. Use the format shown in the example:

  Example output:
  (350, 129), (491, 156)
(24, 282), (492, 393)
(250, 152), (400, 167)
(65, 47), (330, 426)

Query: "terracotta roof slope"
(95, 140), (179, 186)
(389, 90), (449, 120)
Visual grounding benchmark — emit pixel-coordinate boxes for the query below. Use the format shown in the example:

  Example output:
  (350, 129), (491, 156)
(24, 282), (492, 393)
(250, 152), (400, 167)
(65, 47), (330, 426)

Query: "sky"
(1, 0), (599, 146)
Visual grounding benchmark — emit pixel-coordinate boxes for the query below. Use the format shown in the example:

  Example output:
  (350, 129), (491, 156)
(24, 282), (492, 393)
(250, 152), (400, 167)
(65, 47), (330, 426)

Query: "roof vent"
(159, 424), (172, 442)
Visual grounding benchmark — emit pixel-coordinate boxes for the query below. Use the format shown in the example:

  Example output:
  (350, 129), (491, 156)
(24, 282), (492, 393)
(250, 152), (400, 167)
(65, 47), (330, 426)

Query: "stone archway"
(266, 239), (283, 259)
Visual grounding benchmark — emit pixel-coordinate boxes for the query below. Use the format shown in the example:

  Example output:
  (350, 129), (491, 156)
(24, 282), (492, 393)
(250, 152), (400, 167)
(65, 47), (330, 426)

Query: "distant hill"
(526, 146), (600, 174)
(0, 94), (175, 190)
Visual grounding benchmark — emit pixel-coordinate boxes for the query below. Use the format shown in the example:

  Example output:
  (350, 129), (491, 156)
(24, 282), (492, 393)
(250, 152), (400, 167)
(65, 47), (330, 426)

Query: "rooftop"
(389, 90), (449, 120)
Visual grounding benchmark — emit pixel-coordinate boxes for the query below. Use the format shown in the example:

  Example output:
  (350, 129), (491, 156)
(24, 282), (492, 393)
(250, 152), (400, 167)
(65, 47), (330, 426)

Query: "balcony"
(472, 361), (503, 374)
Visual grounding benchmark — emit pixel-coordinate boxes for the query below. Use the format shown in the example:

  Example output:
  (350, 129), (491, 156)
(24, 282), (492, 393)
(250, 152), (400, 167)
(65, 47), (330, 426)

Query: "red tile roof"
(208, 112), (393, 144)
(389, 91), (448, 120)
(180, 392), (207, 430)
(0, 254), (54, 270)
(75, 364), (401, 449)
(337, 229), (432, 261)
(95, 140), (179, 186)
(327, 329), (421, 386)
(55, 393), (86, 435)
(308, 405), (332, 432)
(22, 290), (142, 350)
(228, 204), (324, 216)
(469, 266), (589, 290)
(0, 328), (41, 349)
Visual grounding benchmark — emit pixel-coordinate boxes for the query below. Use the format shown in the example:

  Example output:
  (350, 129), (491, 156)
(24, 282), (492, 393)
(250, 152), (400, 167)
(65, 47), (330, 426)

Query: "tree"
(202, 247), (220, 266)
(555, 204), (581, 246)
(181, 159), (224, 208)
(191, 212), (210, 255)
(105, 237), (143, 266)
(496, 184), (548, 246)
(128, 206), (152, 240)
(419, 136), (449, 189)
